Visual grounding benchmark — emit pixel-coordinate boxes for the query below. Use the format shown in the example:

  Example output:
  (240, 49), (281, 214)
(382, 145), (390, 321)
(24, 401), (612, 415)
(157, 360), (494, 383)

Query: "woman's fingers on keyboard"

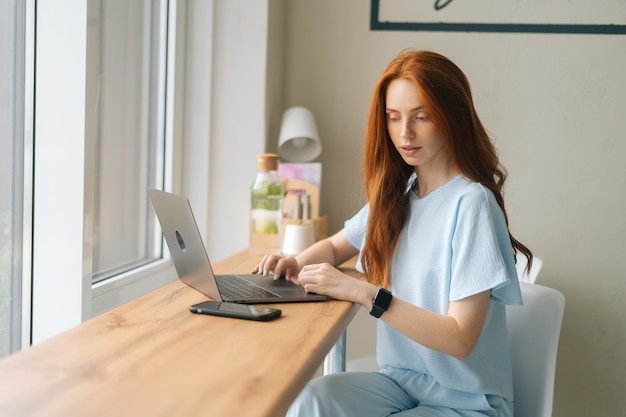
(252, 254), (282, 276)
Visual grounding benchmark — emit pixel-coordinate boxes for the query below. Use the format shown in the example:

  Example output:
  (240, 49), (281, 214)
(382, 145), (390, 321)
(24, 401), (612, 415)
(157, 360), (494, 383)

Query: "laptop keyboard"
(216, 275), (280, 300)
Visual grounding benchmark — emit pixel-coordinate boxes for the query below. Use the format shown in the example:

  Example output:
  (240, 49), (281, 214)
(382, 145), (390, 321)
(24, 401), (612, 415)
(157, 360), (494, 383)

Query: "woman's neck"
(414, 165), (460, 198)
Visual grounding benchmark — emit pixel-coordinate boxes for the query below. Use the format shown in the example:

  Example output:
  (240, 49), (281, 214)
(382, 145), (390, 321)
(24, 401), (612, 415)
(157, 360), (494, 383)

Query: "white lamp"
(277, 107), (321, 162)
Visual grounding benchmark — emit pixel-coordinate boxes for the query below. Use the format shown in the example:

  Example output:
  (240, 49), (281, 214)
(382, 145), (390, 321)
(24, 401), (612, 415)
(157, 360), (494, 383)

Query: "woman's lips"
(400, 146), (421, 157)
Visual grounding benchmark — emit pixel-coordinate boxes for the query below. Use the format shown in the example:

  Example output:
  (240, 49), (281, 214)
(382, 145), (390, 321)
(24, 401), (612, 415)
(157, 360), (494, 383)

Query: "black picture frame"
(370, 0), (626, 35)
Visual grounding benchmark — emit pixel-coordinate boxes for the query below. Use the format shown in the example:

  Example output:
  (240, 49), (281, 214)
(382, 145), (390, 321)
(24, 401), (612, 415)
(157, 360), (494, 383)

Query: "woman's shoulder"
(447, 177), (498, 210)
(445, 176), (489, 197)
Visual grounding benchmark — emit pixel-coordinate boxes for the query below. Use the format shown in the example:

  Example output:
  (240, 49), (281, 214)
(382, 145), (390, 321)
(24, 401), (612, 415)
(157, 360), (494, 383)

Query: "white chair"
(506, 281), (565, 417)
(346, 282), (565, 417)
(516, 254), (543, 283)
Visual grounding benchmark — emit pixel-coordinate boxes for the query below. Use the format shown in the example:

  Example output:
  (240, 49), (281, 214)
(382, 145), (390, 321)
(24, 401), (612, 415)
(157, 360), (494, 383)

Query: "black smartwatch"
(370, 288), (393, 318)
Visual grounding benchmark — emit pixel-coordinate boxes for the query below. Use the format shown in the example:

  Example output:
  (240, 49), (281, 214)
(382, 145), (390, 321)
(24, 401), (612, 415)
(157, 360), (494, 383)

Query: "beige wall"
(269, 1), (626, 416)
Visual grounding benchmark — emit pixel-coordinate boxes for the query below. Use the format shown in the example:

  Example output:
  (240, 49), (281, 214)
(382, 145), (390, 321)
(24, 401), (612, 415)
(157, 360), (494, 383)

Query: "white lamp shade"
(278, 107), (321, 162)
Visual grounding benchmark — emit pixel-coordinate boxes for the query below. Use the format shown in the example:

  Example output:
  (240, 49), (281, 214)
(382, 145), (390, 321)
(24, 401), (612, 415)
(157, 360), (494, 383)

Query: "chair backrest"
(506, 282), (565, 417)
(516, 254), (543, 283)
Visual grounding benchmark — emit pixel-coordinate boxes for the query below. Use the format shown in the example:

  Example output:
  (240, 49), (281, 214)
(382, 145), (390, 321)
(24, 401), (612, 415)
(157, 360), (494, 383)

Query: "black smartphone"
(189, 301), (281, 321)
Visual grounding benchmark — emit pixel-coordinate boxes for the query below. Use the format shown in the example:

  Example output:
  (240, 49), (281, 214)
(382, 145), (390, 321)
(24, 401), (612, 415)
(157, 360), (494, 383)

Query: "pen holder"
(281, 223), (315, 256)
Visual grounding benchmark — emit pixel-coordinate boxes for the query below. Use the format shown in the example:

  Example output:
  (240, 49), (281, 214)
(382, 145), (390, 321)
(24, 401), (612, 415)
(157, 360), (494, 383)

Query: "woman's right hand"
(251, 254), (302, 283)
(251, 229), (357, 286)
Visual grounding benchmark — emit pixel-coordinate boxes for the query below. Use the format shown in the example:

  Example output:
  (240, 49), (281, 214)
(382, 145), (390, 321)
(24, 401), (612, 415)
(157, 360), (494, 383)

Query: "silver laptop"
(149, 189), (327, 303)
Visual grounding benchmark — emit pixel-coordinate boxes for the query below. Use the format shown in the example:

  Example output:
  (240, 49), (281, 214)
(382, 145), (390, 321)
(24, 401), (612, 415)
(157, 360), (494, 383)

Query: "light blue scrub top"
(344, 175), (522, 406)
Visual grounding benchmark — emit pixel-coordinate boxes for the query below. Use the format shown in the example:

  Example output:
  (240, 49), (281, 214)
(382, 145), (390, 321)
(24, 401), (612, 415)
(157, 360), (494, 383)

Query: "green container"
(250, 154), (284, 251)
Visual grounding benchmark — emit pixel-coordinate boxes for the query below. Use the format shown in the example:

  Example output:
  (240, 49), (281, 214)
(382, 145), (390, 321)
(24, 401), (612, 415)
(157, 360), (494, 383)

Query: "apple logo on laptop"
(175, 230), (187, 252)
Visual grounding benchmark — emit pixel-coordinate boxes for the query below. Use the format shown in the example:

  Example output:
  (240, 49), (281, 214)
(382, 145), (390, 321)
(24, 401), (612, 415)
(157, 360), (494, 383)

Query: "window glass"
(86, 0), (167, 282)
(0, 0), (24, 358)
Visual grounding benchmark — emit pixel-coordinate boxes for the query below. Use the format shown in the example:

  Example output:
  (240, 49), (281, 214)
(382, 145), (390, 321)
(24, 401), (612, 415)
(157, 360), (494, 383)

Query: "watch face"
(371, 288), (392, 318)
(376, 288), (392, 307)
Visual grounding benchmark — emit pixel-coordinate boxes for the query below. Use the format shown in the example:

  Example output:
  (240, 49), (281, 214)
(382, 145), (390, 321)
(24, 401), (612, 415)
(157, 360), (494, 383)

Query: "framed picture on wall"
(370, 0), (626, 35)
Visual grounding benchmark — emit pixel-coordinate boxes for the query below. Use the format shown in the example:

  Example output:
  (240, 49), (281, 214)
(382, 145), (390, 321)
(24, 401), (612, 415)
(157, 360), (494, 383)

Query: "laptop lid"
(148, 189), (326, 303)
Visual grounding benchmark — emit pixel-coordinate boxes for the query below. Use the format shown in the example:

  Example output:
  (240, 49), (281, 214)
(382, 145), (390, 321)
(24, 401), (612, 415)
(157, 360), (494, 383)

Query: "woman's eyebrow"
(385, 106), (426, 112)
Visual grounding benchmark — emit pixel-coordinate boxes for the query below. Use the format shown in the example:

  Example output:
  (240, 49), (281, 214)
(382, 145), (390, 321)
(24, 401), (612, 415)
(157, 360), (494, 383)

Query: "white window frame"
(32, 0), (91, 343)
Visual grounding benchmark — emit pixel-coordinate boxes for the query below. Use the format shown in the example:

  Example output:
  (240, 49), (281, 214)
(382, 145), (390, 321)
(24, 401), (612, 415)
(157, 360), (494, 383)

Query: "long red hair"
(361, 50), (532, 288)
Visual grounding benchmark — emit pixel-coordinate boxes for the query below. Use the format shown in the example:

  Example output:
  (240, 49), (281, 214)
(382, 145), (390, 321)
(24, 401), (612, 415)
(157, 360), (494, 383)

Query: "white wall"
(273, 1), (626, 416)
(204, 0), (271, 262)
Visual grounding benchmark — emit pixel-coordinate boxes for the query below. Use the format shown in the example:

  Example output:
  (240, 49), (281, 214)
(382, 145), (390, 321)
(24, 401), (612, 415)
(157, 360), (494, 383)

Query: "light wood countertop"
(0, 250), (360, 417)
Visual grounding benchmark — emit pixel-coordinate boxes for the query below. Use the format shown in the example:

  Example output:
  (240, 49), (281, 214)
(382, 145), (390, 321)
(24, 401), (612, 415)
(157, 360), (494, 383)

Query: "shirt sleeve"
(344, 204), (369, 273)
(344, 204), (369, 249)
(449, 186), (522, 306)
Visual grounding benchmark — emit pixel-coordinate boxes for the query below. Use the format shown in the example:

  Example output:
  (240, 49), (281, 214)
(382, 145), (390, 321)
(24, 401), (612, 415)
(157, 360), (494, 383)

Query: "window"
(31, 0), (180, 343)
(85, 0), (168, 283)
(0, 0), (19, 358)
(5, 0), (257, 347)
(0, 0), (32, 358)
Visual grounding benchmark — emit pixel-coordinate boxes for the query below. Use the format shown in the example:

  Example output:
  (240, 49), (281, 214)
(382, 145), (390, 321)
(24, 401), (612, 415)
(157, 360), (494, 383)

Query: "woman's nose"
(400, 121), (415, 138)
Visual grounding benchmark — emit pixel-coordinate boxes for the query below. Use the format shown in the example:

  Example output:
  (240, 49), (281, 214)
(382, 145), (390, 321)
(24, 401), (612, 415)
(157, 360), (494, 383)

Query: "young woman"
(253, 49), (532, 417)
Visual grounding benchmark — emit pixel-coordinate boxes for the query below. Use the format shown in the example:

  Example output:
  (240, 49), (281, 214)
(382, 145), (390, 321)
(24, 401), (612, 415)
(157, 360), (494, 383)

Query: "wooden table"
(0, 250), (360, 417)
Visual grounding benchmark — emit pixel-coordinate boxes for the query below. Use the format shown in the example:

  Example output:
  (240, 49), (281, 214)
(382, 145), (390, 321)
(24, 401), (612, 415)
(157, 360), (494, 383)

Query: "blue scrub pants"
(287, 371), (511, 417)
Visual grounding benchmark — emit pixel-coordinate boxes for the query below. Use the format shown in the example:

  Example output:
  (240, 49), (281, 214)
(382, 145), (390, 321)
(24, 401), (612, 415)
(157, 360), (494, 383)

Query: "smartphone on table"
(189, 301), (281, 321)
